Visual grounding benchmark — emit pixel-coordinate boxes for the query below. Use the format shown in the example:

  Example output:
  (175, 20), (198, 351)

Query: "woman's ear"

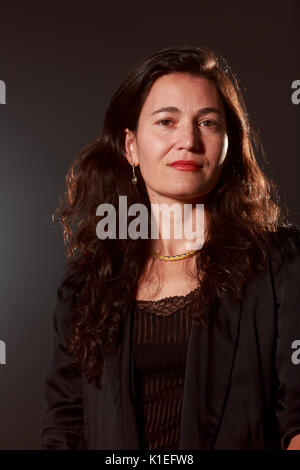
(124, 128), (139, 165)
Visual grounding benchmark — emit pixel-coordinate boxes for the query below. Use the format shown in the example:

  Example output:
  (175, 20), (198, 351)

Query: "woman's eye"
(157, 119), (173, 127)
(200, 120), (218, 128)
(156, 119), (219, 128)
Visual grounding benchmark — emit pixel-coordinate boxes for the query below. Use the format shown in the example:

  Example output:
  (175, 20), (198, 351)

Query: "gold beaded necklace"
(151, 249), (200, 261)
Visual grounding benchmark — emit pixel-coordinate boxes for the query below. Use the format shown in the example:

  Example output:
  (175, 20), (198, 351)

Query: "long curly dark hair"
(52, 45), (291, 386)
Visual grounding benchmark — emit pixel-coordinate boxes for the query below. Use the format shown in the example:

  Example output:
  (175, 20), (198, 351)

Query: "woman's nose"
(176, 123), (201, 152)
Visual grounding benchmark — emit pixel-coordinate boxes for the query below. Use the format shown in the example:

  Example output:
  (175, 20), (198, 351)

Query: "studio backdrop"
(0, 0), (299, 449)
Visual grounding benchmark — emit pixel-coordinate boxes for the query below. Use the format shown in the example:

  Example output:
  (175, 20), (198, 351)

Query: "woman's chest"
(135, 257), (201, 301)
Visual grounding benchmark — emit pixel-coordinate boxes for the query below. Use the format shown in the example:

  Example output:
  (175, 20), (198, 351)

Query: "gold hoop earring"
(131, 160), (137, 184)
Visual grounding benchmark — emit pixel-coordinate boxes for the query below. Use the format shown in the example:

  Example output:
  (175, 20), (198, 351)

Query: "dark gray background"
(0, 0), (299, 449)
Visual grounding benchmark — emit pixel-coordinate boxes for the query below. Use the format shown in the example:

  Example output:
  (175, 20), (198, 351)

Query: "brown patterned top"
(132, 286), (201, 450)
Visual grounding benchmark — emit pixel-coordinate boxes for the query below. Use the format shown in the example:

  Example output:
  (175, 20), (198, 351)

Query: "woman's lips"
(169, 161), (202, 171)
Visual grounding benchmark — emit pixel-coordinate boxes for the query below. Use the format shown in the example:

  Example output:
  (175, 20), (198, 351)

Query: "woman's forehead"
(140, 73), (224, 117)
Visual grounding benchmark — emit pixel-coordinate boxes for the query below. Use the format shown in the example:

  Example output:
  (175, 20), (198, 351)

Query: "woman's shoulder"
(58, 263), (85, 294)
(53, 264), (85, 327)
(268, 223), (300, 271)
(269, 224), (300, 250)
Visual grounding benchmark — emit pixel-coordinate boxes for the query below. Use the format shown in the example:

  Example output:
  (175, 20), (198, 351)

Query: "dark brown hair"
(53, 45), (290, 386)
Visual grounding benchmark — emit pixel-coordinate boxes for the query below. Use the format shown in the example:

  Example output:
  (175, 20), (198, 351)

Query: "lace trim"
(134, 286), (201, 316)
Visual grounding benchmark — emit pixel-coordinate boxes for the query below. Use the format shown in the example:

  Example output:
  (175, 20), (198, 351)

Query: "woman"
(41, 45), (300, 450)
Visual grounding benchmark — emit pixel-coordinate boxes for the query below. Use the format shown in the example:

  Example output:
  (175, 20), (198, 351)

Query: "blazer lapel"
(102, 303), (141, 449)
(179, 292), (243, 449)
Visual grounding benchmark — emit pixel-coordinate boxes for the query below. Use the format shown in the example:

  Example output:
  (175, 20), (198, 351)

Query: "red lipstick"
(169, 160), (202, 171)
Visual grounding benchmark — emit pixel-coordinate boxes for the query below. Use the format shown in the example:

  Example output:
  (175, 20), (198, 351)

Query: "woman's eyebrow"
(150, 106), (222, 117)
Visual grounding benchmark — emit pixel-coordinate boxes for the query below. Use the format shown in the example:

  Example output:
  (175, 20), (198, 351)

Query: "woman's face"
(125, 72), (228, 204)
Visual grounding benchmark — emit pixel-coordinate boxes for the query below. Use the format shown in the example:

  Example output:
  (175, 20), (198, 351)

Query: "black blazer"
(41, 227), (300, 450)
